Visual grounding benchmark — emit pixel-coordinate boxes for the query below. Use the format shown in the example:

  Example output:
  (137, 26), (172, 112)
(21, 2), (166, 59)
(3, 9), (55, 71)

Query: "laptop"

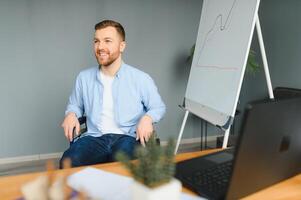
(176, 97), (301, 200)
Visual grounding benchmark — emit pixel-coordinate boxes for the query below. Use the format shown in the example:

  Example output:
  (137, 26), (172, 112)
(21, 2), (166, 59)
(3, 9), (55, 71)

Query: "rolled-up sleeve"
(65, 74), (84, 118)
(141, 75), (166, 123)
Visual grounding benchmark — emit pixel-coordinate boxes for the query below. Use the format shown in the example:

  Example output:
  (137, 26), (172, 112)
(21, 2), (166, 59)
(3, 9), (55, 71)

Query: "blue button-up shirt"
(65, 62), (166, 138)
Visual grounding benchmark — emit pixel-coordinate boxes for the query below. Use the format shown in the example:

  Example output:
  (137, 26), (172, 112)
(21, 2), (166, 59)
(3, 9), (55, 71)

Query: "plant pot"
(131, 178), (182, 200)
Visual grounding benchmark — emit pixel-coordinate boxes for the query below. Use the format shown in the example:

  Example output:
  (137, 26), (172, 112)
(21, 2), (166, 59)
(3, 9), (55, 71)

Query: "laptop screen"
(226, 98), (301, 199)
(176, 98), (301, 200)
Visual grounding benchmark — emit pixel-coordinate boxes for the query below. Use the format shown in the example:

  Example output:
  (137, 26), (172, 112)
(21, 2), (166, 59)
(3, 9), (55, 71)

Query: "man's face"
(94, 26), (126, 67)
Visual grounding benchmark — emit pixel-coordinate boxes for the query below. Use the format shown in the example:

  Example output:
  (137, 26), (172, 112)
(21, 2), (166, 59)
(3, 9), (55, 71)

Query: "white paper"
(181, 193), (207, 200)
(67, 167), (206, 200)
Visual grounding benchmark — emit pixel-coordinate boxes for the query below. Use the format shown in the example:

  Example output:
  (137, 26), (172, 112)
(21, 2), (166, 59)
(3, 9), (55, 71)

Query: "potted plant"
(116, 134), (181, 200)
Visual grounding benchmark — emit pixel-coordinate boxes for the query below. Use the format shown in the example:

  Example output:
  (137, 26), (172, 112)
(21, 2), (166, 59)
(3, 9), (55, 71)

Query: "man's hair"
(94, 20), (125, 41)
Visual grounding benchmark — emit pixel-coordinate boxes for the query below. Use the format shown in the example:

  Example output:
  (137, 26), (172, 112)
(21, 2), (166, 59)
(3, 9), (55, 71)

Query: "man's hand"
(136, 115), (153, 146)
(61, 112), (80, 142)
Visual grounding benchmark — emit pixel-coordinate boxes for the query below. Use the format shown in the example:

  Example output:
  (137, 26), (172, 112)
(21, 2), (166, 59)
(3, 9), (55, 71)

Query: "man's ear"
(120, 41), (126, 53)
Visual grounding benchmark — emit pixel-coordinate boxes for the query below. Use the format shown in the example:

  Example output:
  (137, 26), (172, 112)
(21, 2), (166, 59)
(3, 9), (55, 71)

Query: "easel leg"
(256, 14), (274, 99)
(222, 128), (230, 148)
(201, 119), (203, 150)
(219, 15), (273, 149)
(174, 110), (189, 154)
(205, 121), (208, 149)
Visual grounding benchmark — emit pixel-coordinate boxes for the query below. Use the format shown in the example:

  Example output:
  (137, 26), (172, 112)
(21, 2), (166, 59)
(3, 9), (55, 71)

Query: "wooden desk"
(0, 149), (300, 199)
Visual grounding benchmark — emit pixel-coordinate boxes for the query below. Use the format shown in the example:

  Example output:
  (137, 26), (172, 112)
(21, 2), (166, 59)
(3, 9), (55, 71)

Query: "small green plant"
(246, 49), (260, 74)
(187, 44), (260, 73)
(116, 134), (175, 188)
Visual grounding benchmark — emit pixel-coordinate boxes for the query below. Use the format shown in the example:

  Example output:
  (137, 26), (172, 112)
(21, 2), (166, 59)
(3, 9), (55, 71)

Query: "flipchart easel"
(175, 13), (274, 154)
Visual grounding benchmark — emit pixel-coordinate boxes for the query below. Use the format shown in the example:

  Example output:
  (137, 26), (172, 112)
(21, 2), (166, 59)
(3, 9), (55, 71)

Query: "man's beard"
(97, 51), (119, 67)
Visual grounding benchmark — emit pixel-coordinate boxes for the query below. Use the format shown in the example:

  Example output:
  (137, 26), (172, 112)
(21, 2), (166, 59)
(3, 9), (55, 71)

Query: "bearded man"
(60, 20), (166, 167)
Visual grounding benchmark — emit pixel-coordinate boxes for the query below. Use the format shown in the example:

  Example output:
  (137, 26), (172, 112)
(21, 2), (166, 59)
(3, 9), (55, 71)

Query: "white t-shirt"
(97, 71), (124, 135)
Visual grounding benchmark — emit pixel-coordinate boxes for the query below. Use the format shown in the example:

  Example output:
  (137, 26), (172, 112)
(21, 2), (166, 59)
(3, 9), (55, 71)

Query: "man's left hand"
(136, 115), (153, 146)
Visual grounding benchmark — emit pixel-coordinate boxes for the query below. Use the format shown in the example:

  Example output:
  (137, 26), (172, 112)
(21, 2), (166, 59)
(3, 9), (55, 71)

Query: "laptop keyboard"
(184, 161), (233, 199)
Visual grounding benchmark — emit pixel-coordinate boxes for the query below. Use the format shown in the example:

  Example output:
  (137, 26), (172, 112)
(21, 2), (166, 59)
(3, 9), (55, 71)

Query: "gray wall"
(260, 0), (301, 89)
(0, 0), (203, 158)
(236, 0), (301, 134)
(1, 0), (300, 158)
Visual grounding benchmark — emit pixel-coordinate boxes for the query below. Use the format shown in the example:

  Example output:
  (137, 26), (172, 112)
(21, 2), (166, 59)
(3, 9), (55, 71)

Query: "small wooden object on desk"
(20, 158), (88, 200)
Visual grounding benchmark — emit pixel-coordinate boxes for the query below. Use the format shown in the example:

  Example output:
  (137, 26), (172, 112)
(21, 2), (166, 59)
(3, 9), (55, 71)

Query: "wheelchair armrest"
(71, 116), (87, 144)
(155, 138), (160, 145)
(70, 117), (160, 146)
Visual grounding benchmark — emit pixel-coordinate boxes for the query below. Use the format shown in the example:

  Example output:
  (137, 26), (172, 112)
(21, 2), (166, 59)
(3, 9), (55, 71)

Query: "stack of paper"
(67, 167), (206, 200)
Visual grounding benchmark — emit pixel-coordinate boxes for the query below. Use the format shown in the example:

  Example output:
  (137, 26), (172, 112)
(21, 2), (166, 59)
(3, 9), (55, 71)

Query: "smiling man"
(60, 20), (166, 167)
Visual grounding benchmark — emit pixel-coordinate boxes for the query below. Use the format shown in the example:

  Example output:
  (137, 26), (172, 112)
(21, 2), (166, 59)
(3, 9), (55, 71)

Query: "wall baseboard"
(0, 135), (218, 165)
(0, 152), (63, 165)
(161, 135), (218, 151)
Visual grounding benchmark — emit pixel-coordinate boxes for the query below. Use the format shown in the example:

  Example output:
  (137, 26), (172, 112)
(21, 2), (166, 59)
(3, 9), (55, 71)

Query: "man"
(60, 20), (166, 167)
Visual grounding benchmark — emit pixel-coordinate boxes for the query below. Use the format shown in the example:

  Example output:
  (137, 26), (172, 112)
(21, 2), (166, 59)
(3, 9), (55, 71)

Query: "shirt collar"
(115, 61), (126, 78)
(96, 61), (126, 82)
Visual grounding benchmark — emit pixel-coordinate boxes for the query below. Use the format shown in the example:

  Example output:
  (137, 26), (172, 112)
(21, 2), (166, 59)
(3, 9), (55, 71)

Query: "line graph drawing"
(196, 0), (239, 70)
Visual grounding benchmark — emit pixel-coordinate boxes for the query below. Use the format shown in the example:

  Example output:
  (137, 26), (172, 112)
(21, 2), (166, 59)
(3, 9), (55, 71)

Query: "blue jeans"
(60, 134), (139, 168)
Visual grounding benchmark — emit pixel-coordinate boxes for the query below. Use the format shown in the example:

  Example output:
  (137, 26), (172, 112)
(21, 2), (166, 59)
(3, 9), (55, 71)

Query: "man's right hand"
(61, 112), (80, 142)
